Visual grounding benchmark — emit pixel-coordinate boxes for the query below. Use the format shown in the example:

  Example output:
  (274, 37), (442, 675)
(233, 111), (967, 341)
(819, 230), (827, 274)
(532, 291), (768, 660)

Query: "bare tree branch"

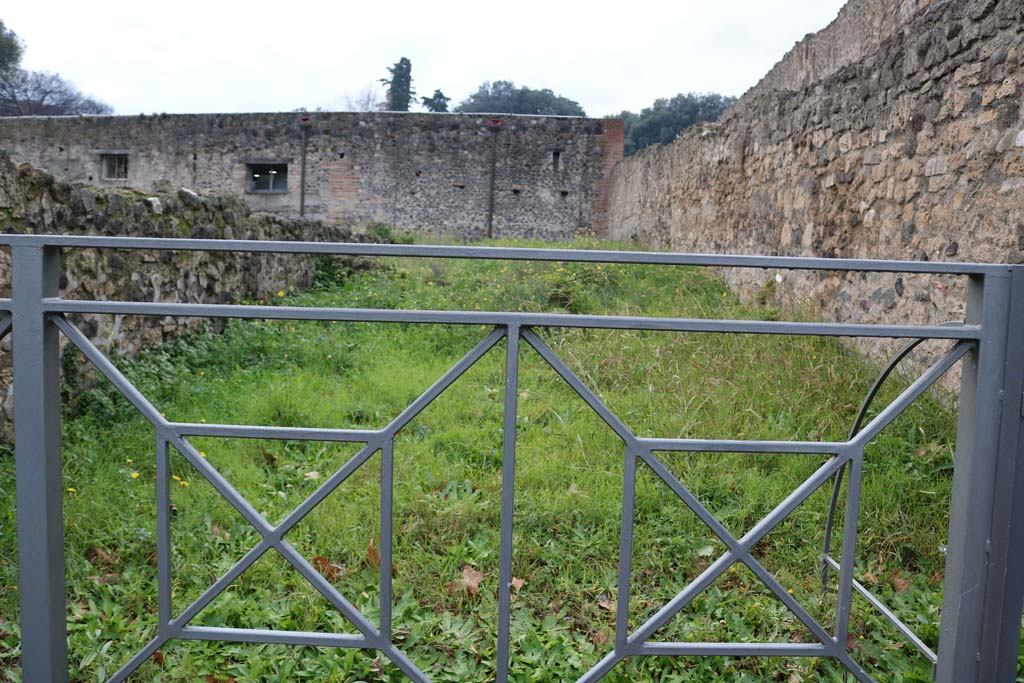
(0, 69), (113, 117)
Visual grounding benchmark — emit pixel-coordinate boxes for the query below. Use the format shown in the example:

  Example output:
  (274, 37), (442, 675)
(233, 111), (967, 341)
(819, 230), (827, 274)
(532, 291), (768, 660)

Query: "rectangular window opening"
(101, 154), (128, 180)
(247, 163), (289, 194)
(552, 149), (562, 173)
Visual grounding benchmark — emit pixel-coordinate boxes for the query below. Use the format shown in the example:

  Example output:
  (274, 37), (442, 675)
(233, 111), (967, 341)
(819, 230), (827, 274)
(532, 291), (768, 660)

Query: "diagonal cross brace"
(57, 317), (504, 683)
(637, 451), (839, 650)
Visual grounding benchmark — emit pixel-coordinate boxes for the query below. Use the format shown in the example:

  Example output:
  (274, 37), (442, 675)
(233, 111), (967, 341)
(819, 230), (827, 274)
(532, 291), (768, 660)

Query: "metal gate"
(4, 234), (1023, 682)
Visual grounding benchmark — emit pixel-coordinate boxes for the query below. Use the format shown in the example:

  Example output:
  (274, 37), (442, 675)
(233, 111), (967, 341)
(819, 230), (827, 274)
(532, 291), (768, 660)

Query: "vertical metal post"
(12, 245), (68, 683)
(978, 266), (1024, 682)
(496, 325), (520, 683)
(936, 268), (1024, 683)
(614, 446), (637, 652)
(155, 432), (173, 633)
(379, 440), (394, 644)
(833, 450), (863, 647)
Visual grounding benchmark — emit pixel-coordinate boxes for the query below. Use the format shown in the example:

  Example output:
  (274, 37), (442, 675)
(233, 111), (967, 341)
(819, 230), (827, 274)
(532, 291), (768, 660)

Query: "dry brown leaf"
(597, 594), (616, 612)
(511, 577), (525, 590)
(446, 566), (484, 597)
(87, 573), (120, 585)
(212, 523), (230, 542)
(153, 651), (165, 666)
(261, 447), (278, 469)
(892, 572), (912, 593)
(86, 547), (116, 570)
(366, 539), (381, 569)
(312, 556), (341, 582)
(370, 656), (384, 674)
(590, 629), (610, 648)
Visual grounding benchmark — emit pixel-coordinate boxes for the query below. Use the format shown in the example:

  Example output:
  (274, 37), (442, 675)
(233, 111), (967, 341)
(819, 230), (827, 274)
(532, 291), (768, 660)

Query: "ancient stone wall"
(745, 0), (941, 98)
(0, 112), (623, 240)
(608, 0), (1023, 342)
(0, 150), (365, 436)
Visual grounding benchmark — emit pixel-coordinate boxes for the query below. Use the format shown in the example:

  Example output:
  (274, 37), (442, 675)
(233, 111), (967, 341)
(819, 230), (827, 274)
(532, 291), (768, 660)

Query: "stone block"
(925, 156), (950, 176)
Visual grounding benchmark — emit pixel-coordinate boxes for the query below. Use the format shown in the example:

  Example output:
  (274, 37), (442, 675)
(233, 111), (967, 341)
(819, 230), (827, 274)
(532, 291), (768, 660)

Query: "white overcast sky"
(5, 0), (847, 117)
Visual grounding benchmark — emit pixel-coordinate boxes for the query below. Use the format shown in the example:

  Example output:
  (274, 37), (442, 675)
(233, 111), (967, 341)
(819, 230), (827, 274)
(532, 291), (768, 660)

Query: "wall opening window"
(551, 149), (562, 173)
(101, 154), (128, 180)
(247, 163), (288, 193)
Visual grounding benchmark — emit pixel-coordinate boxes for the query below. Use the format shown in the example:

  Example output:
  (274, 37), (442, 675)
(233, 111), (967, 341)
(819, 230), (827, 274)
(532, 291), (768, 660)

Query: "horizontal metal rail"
(0, 233), (1008, 274)
(6, 236), (1022, 683)
(42, 299), (980, 339)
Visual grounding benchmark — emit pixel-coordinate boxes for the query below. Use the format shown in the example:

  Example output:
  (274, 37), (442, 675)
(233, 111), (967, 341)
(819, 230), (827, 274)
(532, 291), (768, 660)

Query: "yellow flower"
(172, 475), (181, 482)
(200, 418), (207, 424)
(179, 480), (190, 487)
(66, 487), (78, 494)
(125, 458), (134, 463)
(130, 471), (140, 479)
(199, 370), (205, 376)
(199, 451), (207, 458)
(277, 290), (285, 298)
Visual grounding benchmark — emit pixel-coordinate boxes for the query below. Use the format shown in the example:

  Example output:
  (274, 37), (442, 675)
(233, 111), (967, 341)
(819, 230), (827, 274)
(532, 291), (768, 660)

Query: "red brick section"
(323, 160), (359, 221)
(591, 119), (625, 237)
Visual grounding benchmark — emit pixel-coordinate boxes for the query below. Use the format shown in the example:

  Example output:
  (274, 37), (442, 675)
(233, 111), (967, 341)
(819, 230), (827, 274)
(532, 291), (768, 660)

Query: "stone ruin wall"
(608, 0), (1023, 364)
(0, 150), (366, 437)
(0, 112), (624, 241)
(745, 0), (942, 98)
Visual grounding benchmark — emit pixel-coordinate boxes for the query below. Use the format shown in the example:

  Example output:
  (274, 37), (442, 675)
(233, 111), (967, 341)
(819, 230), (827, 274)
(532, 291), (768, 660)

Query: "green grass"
(0, 237), (1020, 682)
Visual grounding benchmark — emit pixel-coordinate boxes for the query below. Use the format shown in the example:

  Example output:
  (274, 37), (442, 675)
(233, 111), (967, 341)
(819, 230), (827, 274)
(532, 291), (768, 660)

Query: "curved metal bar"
(821, 337), (927, 592)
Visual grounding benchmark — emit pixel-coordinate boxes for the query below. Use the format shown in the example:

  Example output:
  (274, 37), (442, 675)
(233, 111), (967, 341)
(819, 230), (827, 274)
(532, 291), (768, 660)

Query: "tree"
(0, 20), (23, 75)
(454, 81), (585, 117)
(342, 84), (385, 112)
(421, 89), (450, 113)
(380, 57), (414, 112)
(620, 92), (736, 155)
(0, 20), (112, 116)
(0, 69), (112, 116)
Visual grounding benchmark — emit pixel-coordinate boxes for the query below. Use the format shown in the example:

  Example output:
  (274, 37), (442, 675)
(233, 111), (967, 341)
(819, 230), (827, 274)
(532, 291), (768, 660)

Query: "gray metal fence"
(3, 234), (1022, 682)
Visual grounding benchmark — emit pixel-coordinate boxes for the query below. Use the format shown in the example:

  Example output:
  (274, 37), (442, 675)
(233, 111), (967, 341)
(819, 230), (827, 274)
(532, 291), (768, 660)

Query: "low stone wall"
(608, 0), (1023, 349)
(0, 150), (362, 437)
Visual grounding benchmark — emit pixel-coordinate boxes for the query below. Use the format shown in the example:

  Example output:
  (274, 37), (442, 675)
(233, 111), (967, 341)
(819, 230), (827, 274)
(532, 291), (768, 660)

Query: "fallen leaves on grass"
(591, 628), (610, 648)
(891, 571), (912, 593)
(366, 539), (380, 568)
(261, 447), (278, 469)
(312, 556), (342, 582)
(85, 547), (117, 571)
(446, 566), (484, 597)
(365, 538), (398, 577)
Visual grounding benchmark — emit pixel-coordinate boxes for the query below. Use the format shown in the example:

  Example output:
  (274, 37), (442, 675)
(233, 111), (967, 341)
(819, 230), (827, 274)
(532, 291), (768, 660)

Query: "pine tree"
(380, 57), (415, 112)
(421, 89), (451, 113)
